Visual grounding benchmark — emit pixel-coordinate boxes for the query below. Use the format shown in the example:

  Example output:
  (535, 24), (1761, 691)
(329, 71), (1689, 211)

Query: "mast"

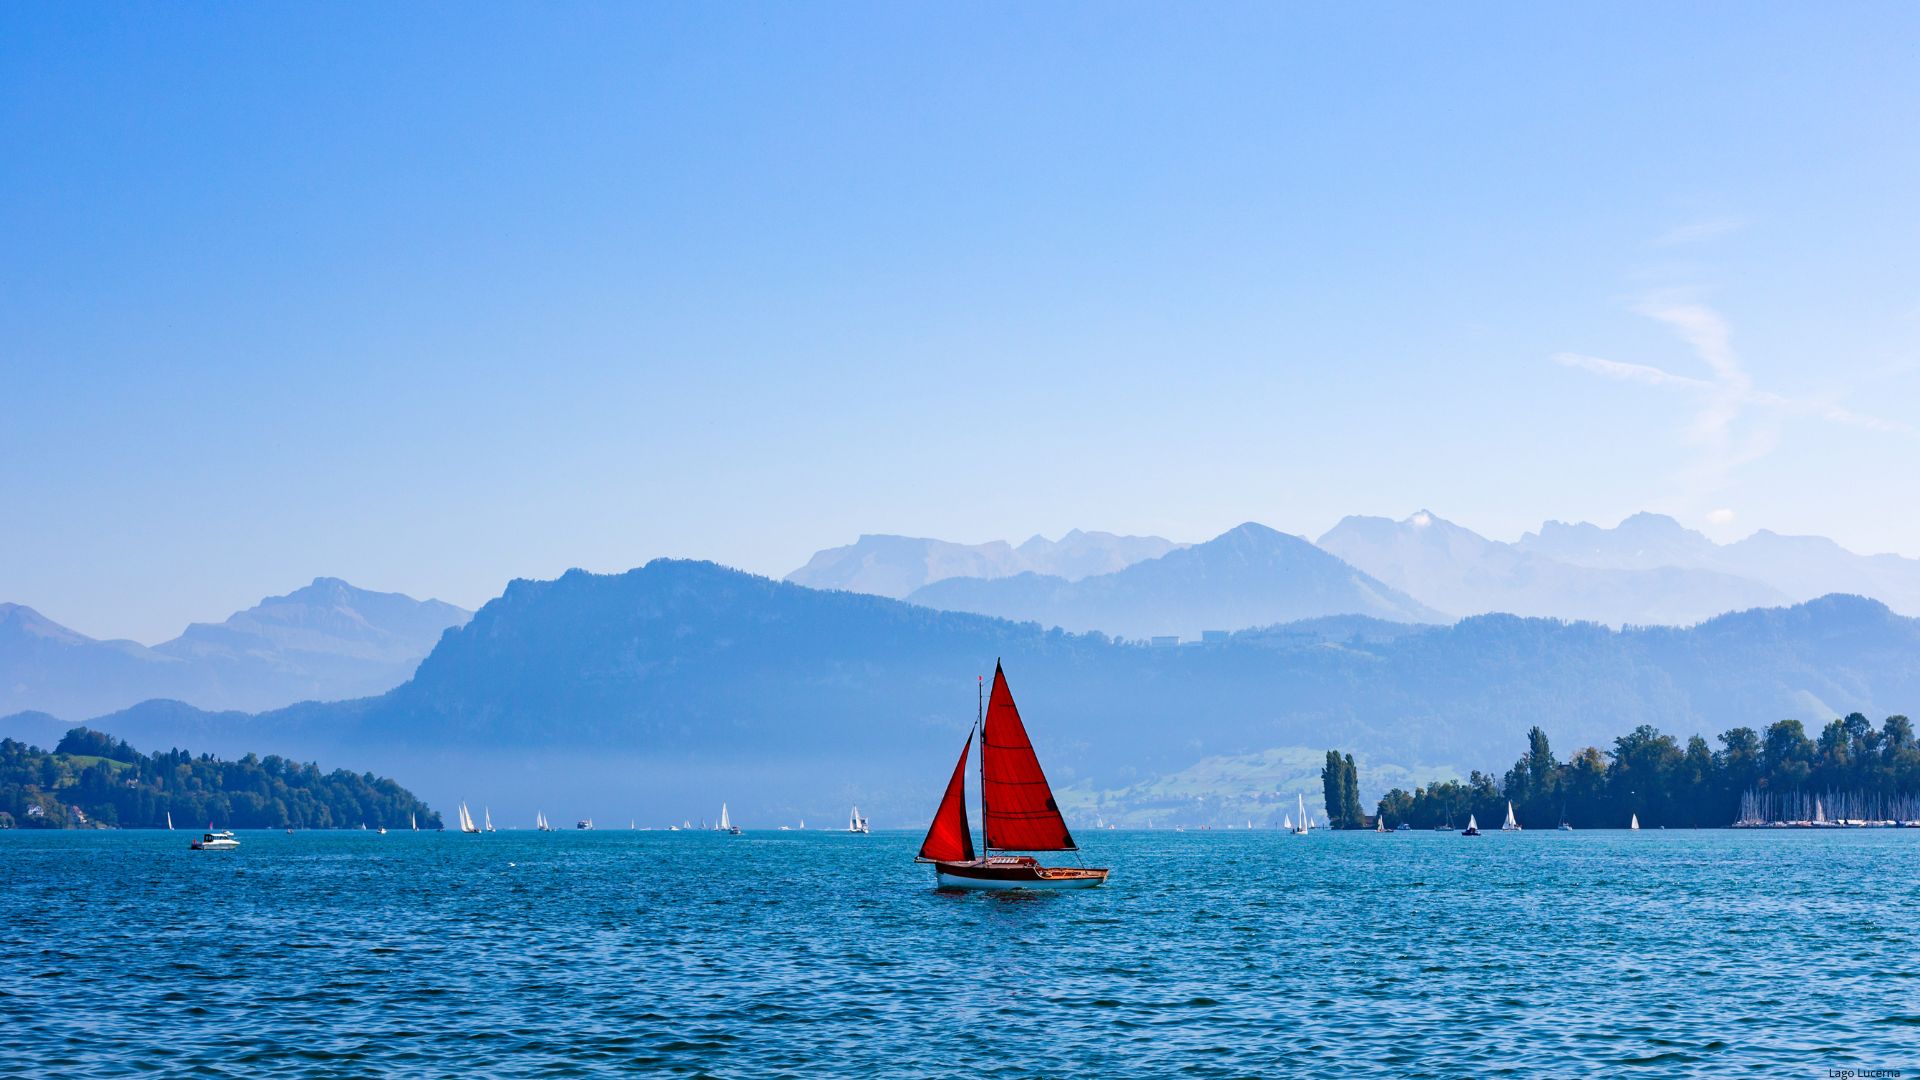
(977, 671), (985, 861)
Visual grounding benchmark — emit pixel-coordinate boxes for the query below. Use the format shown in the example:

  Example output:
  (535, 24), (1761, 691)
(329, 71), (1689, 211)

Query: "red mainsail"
(981, 662), (1077, 851)
(917, 731), (976, 863)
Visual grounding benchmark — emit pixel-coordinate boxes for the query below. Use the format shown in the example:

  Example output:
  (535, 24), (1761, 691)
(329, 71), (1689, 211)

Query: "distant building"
(1201, 630), (1229, 644)
(1150, 636), (1180, 648)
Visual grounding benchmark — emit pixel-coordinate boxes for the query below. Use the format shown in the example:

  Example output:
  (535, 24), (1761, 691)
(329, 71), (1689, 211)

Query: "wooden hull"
(933, 859), (1109, 891)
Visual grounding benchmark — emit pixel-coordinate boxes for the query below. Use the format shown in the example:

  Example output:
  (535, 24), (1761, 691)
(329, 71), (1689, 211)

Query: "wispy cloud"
(1652, 217), (1747, 247)
(1553, 299), (1911, 504)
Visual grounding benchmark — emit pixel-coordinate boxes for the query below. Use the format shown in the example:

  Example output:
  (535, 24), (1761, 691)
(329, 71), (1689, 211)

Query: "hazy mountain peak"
(788, 530), (1180, 599)
(0, 604), (94, 646)
(907, 521), (1443, 637)
(2, 579), (471, 720)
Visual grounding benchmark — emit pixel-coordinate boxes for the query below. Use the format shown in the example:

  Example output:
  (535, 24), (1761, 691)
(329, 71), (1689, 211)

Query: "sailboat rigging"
(915, 662), (1109, 890)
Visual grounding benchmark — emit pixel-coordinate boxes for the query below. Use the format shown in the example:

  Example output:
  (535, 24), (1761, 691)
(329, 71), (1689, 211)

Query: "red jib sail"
(917, 731), (977, 863)
(981, 662), (1077, 851)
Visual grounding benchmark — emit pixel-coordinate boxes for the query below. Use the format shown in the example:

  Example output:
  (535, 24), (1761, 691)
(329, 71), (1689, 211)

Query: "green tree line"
(1369, 713), (1919, 829)
(0, 727), (441, 830)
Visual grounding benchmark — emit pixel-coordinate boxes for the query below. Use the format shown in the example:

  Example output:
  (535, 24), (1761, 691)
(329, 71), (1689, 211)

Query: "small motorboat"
(191, 830), (239, 851)
(1461, 814), (1481, 836)
(1394, 822), (1411, 832)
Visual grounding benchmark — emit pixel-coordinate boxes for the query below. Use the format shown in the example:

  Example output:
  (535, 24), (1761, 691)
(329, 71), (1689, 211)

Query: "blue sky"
(4, 3), (1918, 642)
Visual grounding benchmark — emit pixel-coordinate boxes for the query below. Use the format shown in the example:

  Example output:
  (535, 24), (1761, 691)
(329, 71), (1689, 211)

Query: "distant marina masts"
(1735, 788), (1920, 828)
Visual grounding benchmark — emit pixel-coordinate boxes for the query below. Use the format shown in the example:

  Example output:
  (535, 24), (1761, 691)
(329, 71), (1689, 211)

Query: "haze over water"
(5, 829), (1915, 1076)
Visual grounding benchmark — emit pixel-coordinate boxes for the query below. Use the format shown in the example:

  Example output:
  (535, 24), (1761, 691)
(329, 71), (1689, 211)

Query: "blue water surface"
(3, 828), (1916, 1077)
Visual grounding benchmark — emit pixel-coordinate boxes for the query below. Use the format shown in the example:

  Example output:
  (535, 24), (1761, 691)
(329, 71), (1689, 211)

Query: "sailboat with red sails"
(915, 661), (1110, 891)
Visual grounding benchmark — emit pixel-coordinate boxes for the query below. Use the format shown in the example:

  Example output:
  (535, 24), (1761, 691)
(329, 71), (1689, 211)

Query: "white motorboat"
(191, 830), (239, 851)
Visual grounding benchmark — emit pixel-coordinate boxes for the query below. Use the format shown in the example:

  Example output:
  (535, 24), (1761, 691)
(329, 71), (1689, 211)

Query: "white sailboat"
(1283, 813), (1294, 831)
(1462, 813), (1481, 836)
(410, 812), (417, 832)
(166, 811), (174, 831)
(848, 806), (870, 834)
(536, 811), (553, 832)
(1629, 813), (1640, 831)
(458, 802), (479, 834)
(1293, 794), (1310, 836)
(1502, 801), (1521, 832)
(719, 803), (740, 835)
(484, 807), (495, 833)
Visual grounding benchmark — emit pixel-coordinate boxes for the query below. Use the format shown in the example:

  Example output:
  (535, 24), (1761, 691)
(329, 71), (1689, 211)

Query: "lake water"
(3, 828), (1916, 1076)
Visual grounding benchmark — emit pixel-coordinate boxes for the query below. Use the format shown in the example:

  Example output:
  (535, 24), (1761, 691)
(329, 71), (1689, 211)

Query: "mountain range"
(1317, 511), (1792, 626)
(793, 511), (1920, 633)
(0, 578), (470, 720)
(10, 560), (1915, 829)
(905, 523), (1443, 637)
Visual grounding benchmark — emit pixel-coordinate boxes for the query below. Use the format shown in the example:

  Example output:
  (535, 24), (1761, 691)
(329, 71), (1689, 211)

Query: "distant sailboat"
(1502, 801), (1521, 832)
(166, 811), (174, 831)
(484, 807), (495, 833)
(915, 662), (1109, 890)
(1462, 814), (1481, 836)
(1629, 813), (1640, 831)
(719, 803), (740, 835)
(536, 812), (553, 832)
(458, 802), (480, 834)
(1293, 794), (1309, 836)
(1558, 802), (1572, 831)
(1376, 815), (1386, 833)
(1283, 814), (1294, 831)
(848, 806), (869, 834)
(410, 812), (417, 832)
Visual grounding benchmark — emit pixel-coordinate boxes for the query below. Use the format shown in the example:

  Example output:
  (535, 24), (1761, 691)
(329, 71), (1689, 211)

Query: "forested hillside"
(0, 727), (439, 830)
